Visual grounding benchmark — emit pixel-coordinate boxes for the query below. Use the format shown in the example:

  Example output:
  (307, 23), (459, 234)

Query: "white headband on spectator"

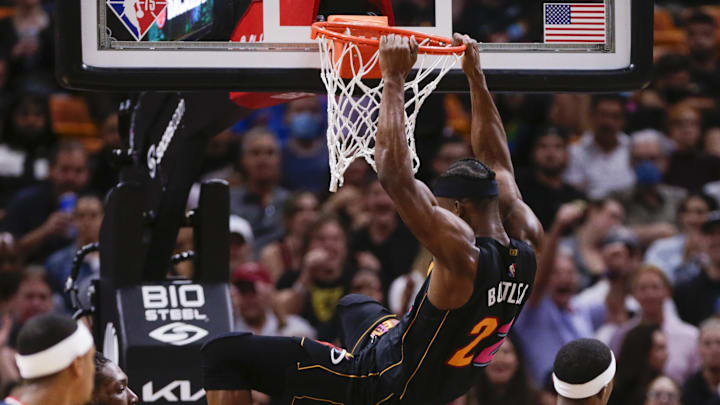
(15, 322), (94, 379)
(553, 352), (616, 399)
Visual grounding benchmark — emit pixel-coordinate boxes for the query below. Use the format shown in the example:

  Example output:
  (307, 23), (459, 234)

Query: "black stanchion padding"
(109, 281), (232, 405)
(193, 181), (230, 283)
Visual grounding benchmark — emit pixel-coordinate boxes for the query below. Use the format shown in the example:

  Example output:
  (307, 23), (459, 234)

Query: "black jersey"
(201, 237), (536, 405)
(369, 237), (537, 404)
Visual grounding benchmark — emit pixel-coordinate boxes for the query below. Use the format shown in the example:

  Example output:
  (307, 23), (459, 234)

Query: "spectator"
(664, 103), (720, 191)
(387, 260), (426, 315)
(259, 192), (318, 282)
(514, 203), (596, 384)
(0, 94), (55, 208)
(645, 376), (681, 405)
(610, 265), (699, 384)
(89, 353), (138, 405)
(516, 127), (586, 230)
(706, 128), (720, 159)
(229, 215), (254, 272)
(230, 263), (315, 338)
(280, 97), (329, 193)
(429, 137), (472, 180)
(342, 159), (371, 189)
(9, 267), (54, 347)
(0, 233), (22, 274)
(565, 94), (633, 198)
(349, 269), (383, 305)
(1, 141), (89, 263)
(573, 226), (640, 342)
(467, 335), (541, 405)
(0, 0), (54, 82)
(674, 210), (720, 326)
(561, 198), (625, 287)
(539, 372), (557, 405)
(322, 181), (369, 232)
(614, 130), (686, 246)
(0, 58), (9, 121)
(275, 215), (352, 341)
(645, 192), (717, 284)
(349, 179), (419, 293)
(681, 317), (720, 405)
(609, 324), (668, 405)
(547, 94), (590, 140)
(44, 194), (102, 310)
(684, 10), (720, 98)
(230, 127), (289, 254)
(88, 111), (121, 196)
(648, 54), (698, 106)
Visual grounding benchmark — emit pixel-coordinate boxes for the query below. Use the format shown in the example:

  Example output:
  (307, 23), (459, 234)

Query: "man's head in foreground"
(553, 338), (615, 405)
(15, 313), (96, 405)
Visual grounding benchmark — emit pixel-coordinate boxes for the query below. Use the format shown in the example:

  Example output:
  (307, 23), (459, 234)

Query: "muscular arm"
(455, 34), (544, 250)
(375, 35), (478, 309)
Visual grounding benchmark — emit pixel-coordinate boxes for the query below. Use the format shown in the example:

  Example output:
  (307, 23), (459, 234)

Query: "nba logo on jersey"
(106, 0), (167, 41)
(508, 263), (517, 278)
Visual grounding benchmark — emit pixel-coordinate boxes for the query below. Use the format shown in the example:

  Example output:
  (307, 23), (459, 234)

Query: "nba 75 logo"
(107, 0), (168, 41)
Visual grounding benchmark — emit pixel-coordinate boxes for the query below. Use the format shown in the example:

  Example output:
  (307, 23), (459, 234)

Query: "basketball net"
(313, 22), (463, 191)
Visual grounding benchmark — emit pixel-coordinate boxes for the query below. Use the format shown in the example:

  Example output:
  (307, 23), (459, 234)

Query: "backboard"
(56, 0), (653, 92)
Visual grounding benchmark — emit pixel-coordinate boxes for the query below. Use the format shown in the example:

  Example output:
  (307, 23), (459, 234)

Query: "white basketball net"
(316, 33), (462, 192)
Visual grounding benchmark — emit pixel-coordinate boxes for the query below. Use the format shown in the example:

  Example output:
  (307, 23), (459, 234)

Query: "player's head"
(16, 314), (96, 405)
(433, 158), (499, 223)
(89, 353), (138, 405)
(553, 339), (615, 405)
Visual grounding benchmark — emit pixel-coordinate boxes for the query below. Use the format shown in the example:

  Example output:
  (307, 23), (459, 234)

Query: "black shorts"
(201, 294), (401, 405)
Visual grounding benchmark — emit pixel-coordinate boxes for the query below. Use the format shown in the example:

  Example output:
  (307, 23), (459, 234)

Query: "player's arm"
(375, 35), (477, 287)
(454, 34), (544, 250)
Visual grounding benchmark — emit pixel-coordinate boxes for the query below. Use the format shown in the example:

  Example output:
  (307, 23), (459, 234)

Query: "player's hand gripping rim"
(379, 34), (419, 81)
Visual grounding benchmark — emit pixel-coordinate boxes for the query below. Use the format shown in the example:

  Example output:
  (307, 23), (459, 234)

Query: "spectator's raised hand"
(356, 251), (381, 273)
(553, 201), (586, 232)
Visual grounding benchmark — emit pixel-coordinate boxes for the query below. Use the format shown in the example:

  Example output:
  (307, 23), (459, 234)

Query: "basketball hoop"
(311, 19), (466, 192)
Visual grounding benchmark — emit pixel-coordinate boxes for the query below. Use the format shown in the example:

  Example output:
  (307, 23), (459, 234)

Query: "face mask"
(289, 112), (323, 140)
(634, 160), (662, 186)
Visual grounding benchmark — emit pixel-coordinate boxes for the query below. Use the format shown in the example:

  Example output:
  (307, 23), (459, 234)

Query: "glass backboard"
(56, 0), (653, 92)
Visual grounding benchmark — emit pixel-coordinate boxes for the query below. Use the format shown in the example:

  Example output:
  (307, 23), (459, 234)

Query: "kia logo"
(148, 322), (208, 346)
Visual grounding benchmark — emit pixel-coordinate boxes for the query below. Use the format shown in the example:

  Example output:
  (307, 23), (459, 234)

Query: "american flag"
(544, 3), (606, 44)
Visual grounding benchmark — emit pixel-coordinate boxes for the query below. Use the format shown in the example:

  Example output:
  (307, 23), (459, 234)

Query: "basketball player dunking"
(200, 34), (543, 405)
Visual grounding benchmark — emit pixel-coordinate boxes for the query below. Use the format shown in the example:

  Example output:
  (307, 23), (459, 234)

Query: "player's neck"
(557, 397), (593, 405)
(15, 380), (75, 405)
(468, 209), (509, 246)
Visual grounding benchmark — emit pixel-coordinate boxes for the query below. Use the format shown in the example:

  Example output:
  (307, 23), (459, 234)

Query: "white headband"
(15, 321), (94, 379)
(553, 351), (616, 399)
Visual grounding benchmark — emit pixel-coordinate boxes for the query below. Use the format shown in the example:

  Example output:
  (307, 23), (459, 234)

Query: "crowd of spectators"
(0, 0), (720, 404)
